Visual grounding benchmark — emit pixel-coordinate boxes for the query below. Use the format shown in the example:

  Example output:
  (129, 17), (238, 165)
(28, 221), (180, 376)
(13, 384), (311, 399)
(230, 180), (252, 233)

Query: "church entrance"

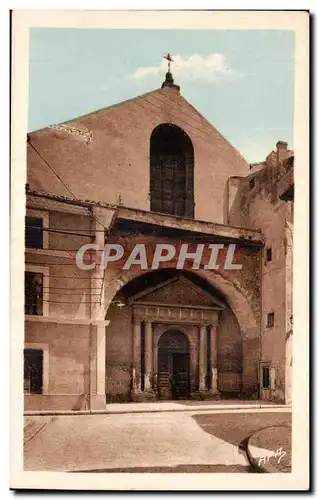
(157, 329), (190, 400)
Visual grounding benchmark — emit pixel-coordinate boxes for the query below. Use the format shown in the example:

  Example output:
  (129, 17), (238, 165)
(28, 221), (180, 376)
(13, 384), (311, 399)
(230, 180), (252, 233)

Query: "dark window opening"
(24, 348), (43, 394)
(249, 177), (255, 190)
(266, 247), (272, 262)
(150, 123), (194, 218)
(25, 216), (43, 248)
(262, 366), (270, 389)
(267, 312), (275, 328)
(25, 271), (43, 316)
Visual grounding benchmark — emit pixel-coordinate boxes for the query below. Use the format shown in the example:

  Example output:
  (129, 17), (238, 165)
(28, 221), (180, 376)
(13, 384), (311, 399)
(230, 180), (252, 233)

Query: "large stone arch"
(103, 266), (260, 399)
(103, 267), (259, 340)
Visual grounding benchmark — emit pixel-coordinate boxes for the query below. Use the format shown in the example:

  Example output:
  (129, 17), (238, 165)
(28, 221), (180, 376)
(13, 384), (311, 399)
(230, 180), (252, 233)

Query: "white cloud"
(131, 53), (237, 83)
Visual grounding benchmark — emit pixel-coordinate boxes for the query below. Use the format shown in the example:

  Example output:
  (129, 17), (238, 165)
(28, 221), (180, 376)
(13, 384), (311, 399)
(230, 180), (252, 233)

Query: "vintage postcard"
(10, 10), (309, 491)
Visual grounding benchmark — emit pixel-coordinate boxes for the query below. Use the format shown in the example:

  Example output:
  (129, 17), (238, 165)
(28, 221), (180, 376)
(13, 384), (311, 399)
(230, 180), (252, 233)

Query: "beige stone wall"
(217, 308), (242, 395)
(25, 208), (92, 320)
(24, 321), (90, 410)
(25, 321), (90, 395)
(228, 146), (293, 402)
(24, 201), (103, 410)
(105, 303), (132, 400)
(27, 87), (249, 224)
(49, 212), (91, 251)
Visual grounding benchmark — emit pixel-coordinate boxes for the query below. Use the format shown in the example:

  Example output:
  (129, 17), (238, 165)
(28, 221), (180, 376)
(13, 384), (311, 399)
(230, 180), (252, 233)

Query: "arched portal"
(157, 329), (190, 400)
(103, 268), (258, 337)
(103, 268), (259, 402)
(150, 123), (194, 218)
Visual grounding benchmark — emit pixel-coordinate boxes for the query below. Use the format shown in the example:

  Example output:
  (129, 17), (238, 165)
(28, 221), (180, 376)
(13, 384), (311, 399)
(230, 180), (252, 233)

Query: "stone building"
(24, 70), (294, 410)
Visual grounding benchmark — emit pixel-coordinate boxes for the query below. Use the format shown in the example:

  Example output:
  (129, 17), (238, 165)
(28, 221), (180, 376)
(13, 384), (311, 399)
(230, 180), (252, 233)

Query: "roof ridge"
(180, 94), (249, 165)
(28, 88), (167, 135)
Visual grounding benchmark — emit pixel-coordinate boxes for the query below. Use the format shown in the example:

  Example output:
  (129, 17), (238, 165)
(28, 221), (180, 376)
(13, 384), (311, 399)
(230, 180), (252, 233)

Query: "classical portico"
(128, 276), (225, 401)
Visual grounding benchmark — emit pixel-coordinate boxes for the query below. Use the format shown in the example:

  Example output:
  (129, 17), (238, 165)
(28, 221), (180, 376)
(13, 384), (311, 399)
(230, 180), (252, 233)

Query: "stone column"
(89, 209), (107, 410)
(132, 318), (142, 396)
(89, 322), (108, 410)
(96, 324), (106, 396)
(199, 325), (207, 392)
(209, 325), (219, 396)
(189, 344), (197, 394)
(144, 321), (153, 391)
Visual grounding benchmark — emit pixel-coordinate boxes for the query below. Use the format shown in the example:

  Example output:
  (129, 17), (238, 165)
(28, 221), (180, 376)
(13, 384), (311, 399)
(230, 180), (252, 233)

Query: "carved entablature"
(132, 303), (220, 326)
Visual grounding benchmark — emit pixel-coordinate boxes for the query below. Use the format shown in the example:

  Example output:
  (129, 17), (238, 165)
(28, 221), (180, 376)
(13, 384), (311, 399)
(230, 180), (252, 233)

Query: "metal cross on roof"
(164, 52), (174, 72)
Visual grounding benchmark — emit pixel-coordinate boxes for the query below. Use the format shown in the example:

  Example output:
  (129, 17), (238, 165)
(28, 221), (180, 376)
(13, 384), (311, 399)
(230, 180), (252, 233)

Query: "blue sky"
(28, 28), (294, 163)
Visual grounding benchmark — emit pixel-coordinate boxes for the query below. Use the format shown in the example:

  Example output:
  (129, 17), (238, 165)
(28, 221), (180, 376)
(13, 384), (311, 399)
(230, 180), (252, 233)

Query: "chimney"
(276, 141), (288, 164)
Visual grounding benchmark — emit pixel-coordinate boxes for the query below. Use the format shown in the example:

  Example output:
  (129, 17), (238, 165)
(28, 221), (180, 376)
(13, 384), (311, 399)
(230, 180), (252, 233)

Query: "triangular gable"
(27, 86), (249, 204)
(129, 276), (226, 309)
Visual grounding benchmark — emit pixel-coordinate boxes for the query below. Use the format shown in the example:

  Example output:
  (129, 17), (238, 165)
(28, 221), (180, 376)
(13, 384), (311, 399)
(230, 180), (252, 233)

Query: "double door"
(158, 350), (190, 400)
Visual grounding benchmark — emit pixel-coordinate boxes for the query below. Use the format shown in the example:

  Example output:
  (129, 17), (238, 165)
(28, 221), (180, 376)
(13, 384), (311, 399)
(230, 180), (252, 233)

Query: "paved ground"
(24, 412), (251, 472)
(24, 409), (291, 473)
(24, 416), (55, 445)
(248, 426), (292, 473)
(89, 401), (287, 416)
(77, 464), (254, 473)
(180, 399), (278, 406)
(193, 412), (291, 448)
(24, 400), (289, 417)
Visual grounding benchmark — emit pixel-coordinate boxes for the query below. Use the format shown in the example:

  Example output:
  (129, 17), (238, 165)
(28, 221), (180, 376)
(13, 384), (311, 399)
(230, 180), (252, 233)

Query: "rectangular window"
(25, 271), (43, 315)
(266, 247), (272, 262)
(25, 216), (43, 249)
(267, 312), (275, 328)
(262, 366), (270, 389)
(24, 348), (43, 394)
(249, 177), (255, 190)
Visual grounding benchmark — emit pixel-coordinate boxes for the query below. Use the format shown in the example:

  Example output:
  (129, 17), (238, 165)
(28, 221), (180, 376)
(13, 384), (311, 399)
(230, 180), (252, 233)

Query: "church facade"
(24, 70), (294, 411)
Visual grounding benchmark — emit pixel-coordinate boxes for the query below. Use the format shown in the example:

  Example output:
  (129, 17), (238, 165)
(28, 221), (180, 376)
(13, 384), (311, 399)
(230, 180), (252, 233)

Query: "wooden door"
(158, 350), (172, 400)
(172, 352), (190, 399)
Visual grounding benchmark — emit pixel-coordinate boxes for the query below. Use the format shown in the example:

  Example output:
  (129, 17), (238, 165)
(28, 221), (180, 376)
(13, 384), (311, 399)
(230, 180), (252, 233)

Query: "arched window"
(150, 123), (194, 218)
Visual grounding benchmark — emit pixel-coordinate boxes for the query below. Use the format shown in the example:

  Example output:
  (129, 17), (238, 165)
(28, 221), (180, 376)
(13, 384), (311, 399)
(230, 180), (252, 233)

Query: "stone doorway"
(157, 329), (190, 400)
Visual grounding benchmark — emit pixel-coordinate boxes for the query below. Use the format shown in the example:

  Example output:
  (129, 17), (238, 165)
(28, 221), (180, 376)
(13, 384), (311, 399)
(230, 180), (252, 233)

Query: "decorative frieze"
(132, 303), (219, 326)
